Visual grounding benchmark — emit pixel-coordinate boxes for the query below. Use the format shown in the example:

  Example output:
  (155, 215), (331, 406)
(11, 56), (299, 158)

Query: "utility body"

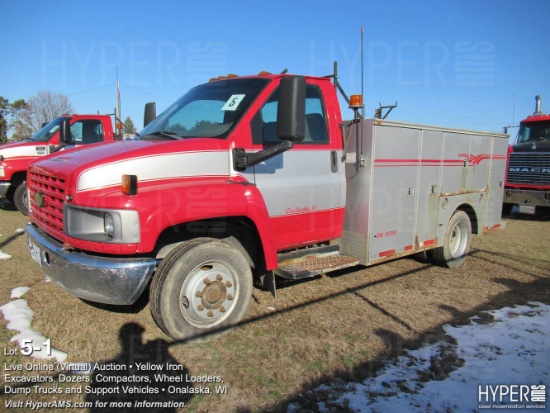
(25, 73), (508, 340)
(503, 95), (550, 215)
(0, 114), (117, 214)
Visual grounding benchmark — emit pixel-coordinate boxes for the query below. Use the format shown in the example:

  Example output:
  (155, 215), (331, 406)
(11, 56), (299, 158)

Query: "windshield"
(516, 122), (550, 143)
(139, 78), (269, 140)
(28, 117), (69, 142)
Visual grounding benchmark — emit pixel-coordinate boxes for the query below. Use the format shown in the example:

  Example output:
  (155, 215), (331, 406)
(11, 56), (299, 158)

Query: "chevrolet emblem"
(34, 192), (46, 208)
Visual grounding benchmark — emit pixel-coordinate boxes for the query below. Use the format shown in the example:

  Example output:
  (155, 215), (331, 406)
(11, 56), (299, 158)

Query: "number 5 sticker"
(222, 94), (246, 111)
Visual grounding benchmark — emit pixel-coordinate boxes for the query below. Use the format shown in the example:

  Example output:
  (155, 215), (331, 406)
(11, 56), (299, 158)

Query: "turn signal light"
(122, 174), (138, 196)
(350, 94), (364, 109)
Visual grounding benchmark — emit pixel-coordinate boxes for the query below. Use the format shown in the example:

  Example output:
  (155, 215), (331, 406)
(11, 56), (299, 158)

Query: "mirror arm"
(233, 141), (293, 171)
(49, 143), (68, 154)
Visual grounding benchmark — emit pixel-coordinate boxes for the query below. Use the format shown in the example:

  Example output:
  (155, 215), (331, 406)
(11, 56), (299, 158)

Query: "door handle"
(331, 150), (338, 173)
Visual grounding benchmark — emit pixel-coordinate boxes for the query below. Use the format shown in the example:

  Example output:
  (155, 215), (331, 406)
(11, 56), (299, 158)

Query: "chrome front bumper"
(504, 188), (550, 207)
(25, 224), (157, 305)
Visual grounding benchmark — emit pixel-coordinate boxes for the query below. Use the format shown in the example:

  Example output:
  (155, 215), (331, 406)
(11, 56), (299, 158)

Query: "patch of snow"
(289, 302), (550, 413)
(14, 228), (25, 234)
(0, 250), (12, 260)
(10, 286), (30, 298)
(1, 288), (68, 363)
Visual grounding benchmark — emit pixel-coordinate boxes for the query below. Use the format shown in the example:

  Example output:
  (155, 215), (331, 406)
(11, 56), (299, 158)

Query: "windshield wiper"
(144, 131), (183, 140)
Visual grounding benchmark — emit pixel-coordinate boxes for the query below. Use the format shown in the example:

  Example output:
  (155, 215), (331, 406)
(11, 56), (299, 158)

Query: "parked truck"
(503, 95), (550, 215)
(0, 114), (118, 214)
(24, 73), (508, 341)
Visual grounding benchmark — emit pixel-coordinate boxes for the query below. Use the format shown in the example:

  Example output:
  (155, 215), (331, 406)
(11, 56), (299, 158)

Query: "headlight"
(104, 213), (115, 237)
(64, 205), (140, 243)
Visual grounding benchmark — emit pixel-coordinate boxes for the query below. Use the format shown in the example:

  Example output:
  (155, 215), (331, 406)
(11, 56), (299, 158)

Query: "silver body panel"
(242, 149), (345, 217)
(339, 119), (508, 265)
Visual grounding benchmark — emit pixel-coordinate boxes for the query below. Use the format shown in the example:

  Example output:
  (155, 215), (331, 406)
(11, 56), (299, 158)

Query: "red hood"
(29, 138), (232, 188)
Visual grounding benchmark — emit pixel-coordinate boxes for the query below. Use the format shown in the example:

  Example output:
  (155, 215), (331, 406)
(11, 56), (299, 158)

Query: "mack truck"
(24, 72), (508, 341)
(0, 114), (118, 215)
(503, 95), (550, 215)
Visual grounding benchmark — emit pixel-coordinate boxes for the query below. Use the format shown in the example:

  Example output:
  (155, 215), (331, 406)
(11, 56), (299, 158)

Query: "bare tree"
(22, 91), (74, 132)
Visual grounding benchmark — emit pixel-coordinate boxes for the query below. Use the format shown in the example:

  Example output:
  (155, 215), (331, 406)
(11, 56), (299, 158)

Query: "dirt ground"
(1, 199), (549, 413)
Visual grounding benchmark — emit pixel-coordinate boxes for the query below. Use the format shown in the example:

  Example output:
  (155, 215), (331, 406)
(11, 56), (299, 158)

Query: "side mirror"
(59, 119), (72, 144)
(144, 102), (156, 127)
(277, 76), (305, 141)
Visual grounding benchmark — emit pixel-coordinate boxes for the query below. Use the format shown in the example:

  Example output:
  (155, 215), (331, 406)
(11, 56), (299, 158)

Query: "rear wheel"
(150, 238), (252, 342)
(430, 210), (472, 268)
(13, 182), (29, 215)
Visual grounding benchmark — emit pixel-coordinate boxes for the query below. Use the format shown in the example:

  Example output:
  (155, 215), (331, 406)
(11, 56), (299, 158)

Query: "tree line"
(0, 91), (137, 143)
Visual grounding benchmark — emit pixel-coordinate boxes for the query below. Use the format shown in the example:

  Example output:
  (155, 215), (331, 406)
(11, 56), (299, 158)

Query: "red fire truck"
(24, 73), (508, 341)
(0, 114), (118, 214)
(503, 95), (550, 215)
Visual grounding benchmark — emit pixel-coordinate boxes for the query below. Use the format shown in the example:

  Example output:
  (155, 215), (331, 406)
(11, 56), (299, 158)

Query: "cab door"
(244, 81), (345, 250)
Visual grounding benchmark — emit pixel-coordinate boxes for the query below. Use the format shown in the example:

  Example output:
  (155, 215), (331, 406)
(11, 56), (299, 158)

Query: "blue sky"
(1, 0), (550, 136)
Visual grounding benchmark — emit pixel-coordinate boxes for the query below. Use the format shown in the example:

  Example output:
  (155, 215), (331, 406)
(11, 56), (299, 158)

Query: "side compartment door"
(369, 125), (421, 261)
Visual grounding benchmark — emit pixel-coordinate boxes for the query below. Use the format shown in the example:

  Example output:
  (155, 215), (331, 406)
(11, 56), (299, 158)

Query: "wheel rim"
(449, 220), (468, 258)
(179, 260), (238, 328)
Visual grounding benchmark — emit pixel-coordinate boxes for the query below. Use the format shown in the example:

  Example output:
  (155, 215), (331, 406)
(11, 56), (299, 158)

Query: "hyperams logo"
(478, 384), (546, 410)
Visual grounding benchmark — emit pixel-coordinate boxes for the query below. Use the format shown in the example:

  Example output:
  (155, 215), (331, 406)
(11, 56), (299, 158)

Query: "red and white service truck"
(503, 95), (550, 215)
(24, 73), (508, 340)
(0, 114), (118, 214)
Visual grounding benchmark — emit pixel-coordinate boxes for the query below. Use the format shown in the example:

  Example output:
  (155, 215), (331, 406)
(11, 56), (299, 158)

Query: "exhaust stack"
(534, 95), (542, 115)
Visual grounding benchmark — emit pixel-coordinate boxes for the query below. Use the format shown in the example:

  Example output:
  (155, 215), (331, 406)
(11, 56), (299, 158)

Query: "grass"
(1, 200), (549, 412)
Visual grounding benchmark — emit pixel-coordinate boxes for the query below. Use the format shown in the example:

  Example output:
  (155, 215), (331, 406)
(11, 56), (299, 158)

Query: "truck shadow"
(85, 322), (192, 412)
(0, 230), (23, 250)
(272, 274), (550, 412)
(0, 322), (193, 413)
(0, 198), (16, 211)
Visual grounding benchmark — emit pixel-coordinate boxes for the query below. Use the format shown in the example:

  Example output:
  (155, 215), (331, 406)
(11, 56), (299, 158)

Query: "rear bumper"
(25, 224), (157, 305)
(503, 188), (550, 207)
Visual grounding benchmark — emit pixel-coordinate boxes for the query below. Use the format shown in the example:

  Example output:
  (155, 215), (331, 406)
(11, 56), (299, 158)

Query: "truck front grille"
(28, 170), (65, 233)
(507, 153), (550, 186)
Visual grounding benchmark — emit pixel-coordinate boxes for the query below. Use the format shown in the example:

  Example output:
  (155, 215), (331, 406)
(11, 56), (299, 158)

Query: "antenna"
(115, 67), (123, 136)
(361, 26), (365, 119)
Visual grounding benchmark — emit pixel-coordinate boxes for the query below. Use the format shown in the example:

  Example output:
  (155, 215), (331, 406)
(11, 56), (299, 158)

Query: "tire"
(430, 210), (472, 268)
(13, 182), (29, 215)
(502, 203), (514, 216)
(150, 238), (252, 342)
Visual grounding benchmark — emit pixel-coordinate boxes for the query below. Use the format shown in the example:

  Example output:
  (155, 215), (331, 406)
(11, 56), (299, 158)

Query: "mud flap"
(260, 270), (277, 299)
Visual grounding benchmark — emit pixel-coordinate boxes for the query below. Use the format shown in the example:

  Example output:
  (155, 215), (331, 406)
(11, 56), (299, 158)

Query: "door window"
(71, 120), (105, 144)
(252, 84), (328, 145)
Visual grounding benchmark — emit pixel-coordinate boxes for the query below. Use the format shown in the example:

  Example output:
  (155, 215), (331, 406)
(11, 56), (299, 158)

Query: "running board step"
(275, 249), (360, 280)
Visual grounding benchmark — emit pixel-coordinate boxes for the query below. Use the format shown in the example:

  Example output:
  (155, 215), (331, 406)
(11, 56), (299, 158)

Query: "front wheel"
(150, 238), (252, 342)
(13, 182), (29, 215)
(430, 210), (472, 268)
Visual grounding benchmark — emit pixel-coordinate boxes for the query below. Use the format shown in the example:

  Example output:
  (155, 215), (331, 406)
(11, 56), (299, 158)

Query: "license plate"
(29, 241), (42, 266)
(519, 205), (536, 215)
